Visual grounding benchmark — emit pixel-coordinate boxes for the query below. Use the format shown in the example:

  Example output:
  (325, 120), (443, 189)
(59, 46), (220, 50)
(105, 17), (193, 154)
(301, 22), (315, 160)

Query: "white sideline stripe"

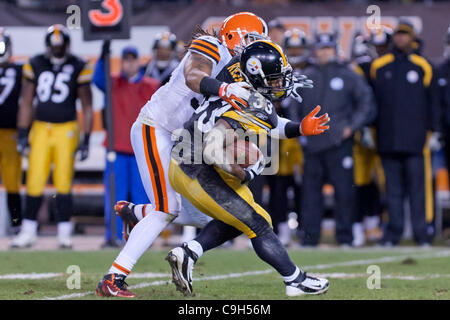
(313, 272), (450, 280)
(0, 273), (62, 280)
(40, 250), (450, 300)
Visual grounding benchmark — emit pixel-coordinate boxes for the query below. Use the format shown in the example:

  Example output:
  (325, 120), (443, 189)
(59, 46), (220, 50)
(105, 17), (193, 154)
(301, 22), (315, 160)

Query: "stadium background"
(0, 0), (449, 244)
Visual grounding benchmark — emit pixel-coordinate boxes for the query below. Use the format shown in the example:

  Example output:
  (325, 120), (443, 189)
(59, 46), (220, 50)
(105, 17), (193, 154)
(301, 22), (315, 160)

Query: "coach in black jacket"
(297, 33), (376, 246)
(370, 20), (441, 246)
(438, 27), (450, 180)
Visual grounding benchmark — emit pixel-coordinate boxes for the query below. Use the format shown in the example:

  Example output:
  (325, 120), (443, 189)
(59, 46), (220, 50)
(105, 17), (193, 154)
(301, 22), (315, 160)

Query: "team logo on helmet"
(246, 57), (262, 75)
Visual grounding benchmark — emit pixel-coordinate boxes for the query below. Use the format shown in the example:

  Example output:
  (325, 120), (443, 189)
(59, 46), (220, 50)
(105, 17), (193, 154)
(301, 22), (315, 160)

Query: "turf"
(0, 247), (449, 300)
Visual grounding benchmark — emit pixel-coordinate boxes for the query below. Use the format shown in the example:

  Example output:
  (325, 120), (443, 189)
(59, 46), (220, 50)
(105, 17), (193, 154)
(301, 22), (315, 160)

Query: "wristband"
(242, 170), (254, 184)
(285, 121), (301, 138)
(83, 132), (91, 145)
(18, 128), (29, 140)
(199, 76), (223, 96)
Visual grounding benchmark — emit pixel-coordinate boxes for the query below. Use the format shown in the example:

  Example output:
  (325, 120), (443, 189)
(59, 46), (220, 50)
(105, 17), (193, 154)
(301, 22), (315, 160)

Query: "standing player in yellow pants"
(11, 25), (93, 248)
(0, 29), (23, 233)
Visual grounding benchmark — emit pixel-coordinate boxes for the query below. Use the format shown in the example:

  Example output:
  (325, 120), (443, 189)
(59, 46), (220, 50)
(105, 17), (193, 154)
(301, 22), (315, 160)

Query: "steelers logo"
(406, 70), (419, 83)
(246, 57), (262, 75)
(330, 77), (344, 91)
(342, 156), (353, 169)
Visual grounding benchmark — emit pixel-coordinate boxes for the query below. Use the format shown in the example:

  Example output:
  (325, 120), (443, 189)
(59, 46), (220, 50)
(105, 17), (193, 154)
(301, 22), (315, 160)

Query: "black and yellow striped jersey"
(173, 90), (277, 165)
(22, 54), (92, 123)
(0, 62), (22, 128)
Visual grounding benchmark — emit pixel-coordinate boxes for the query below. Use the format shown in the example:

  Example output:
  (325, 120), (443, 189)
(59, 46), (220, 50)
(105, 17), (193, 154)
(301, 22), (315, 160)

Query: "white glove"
(429, 132), (442, 152)
(243, 152), (266, 183)
(291, 74), (313, 103)
(361, 127), (375, 149)
(219, 82), (252, 111)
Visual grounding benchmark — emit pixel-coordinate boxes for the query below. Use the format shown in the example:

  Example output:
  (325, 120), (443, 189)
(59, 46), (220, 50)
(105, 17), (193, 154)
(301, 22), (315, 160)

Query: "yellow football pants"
(169, 159), (272, 239)
(27, 120), (79, 196)
(0, 129), (22, 193)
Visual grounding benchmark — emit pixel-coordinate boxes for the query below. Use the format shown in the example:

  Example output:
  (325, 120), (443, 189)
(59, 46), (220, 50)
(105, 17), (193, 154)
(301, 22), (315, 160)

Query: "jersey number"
(0, 76), (15, 105)
(37, 71), (70, 104)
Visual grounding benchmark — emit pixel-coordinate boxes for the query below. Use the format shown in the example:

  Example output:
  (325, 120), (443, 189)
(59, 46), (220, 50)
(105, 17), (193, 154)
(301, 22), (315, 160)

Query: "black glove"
(100, 40), (111, 60)
(78, 133), (90, 161)
(16, 128), (29, 157)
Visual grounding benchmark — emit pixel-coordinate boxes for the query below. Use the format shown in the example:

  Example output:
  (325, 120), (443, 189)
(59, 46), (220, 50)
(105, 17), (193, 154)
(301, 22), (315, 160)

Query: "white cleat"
(285, 273), (329, 297)
(57, 222), (73, 249)
(165, 243), (198, 296)
(10, 230), (36, 248)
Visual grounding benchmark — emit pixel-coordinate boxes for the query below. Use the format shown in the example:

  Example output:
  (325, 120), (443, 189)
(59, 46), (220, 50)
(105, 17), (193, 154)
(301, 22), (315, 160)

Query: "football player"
(0, 28), (23, 233)
(11, 24), (93, 249)
(166, 40), (330, 297)
(96, 12), (269, 298)
(144, 31), (179, 86)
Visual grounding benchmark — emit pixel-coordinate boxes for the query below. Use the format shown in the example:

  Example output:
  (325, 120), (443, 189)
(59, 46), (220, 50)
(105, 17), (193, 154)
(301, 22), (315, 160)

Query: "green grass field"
(0, 247), (449, 300)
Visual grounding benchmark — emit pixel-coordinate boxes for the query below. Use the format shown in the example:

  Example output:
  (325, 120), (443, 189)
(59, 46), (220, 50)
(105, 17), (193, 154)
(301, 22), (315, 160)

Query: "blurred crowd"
(1, 16), (449, 249)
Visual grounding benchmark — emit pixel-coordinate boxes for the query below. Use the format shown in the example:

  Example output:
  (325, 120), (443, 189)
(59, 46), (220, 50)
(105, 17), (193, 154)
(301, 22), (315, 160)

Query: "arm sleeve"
(22, 60), (35, 83)
(77, 61), (93, 86)
(350, 73), (377, 131)
(92, 58), (106, 92)
(270, 115), (301, 139)
(428, 64), (442, 132)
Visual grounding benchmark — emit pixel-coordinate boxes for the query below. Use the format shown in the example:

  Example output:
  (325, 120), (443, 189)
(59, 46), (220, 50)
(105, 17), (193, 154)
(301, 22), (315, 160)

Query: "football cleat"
(95, 274), (136, 298)
(10, 230), (36, 249)
(285, 273), (329, 296)
(166, 243), (198, 296)
(114, 201), (139, 241)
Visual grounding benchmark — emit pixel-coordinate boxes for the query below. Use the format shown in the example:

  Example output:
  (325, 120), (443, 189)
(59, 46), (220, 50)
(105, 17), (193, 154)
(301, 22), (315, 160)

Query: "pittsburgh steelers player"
(11, 24), (93, 249)
(0, 28), (23, 233)
(166, 40), (330, 297)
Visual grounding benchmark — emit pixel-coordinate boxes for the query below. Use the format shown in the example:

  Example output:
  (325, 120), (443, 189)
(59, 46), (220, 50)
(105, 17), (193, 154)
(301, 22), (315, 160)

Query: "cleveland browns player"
(11, 24), (93, 249)
(0, 28), (23, 233)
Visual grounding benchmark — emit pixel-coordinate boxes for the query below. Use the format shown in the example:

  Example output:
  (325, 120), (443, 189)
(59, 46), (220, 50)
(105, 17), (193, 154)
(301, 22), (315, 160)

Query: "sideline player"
(0, 28), (23, 233)
(11, 24), (93, 248)
(166, 40), (330, 296)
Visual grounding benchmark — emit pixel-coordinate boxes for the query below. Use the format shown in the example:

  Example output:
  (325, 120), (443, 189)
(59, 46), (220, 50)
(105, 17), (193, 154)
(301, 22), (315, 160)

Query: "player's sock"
(109, 209), (176, 276)
(7, 193), (22, 227)
(24, 195), (43, 220)
(132, 204), (146, 221)
(193, 219), (242, 251)
(185, 240), (204, 259)
(55, 193), (73, 222)
(250, 229), (298, 278)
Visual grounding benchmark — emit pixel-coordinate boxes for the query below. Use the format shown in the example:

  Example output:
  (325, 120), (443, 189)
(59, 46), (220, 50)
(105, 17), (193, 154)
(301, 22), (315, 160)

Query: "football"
(231, 139), (262, 168)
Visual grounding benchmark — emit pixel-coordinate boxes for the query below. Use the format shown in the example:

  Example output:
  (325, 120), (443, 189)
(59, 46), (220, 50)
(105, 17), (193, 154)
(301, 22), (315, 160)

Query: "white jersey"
(139, 35), (233, 133)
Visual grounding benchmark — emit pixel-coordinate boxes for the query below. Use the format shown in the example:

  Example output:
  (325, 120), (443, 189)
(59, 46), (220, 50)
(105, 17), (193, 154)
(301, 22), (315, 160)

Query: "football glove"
(290, 74), (314, 103)
(219, 82), (251, 111)
(360, 127), (375, 149)
(300, 105), (330, 136)
(16, 128), (29, 157)
(77, 133), (90, 161)
(242, 152), (266, 184)
(428, 132), (443, 152)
